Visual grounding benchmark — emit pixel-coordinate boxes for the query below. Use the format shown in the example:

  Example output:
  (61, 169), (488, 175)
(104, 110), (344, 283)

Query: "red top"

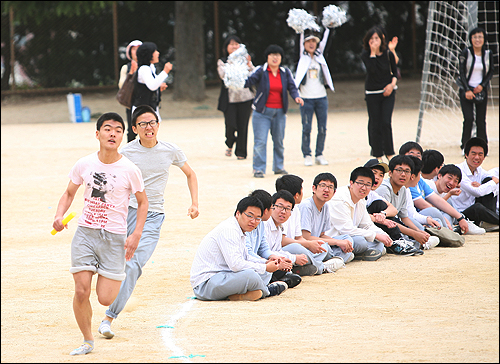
(265, 66), (283, 109)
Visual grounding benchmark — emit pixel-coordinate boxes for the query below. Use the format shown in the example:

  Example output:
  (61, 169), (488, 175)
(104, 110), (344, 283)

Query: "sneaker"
(291, 264), (318, 276)
(465, 220), (486, 235)
(274, 169), (288, 175)
(345, 253), (355, 263)
(453, 225), (463, 235)
(69, 342), (94, 356)
(304, 155), (313, 166)
(267, 281), (288, 297)
(423, 236), (439, 250)
(322, 257), (345, 273)
(98, 320), (115, 339)
(479, 221), (498, 232)
(359, 248), (383, 261)
(280, 272), (302, 288)
(386, 239), (415, 256)
(253, 171), (264, 178)
(315, 155), (329, 165)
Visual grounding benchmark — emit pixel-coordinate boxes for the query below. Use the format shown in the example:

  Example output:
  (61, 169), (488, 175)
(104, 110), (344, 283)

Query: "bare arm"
(180, 162), (199, 219)
(53, 181), (80, 232)
(124, 190), (148, 261)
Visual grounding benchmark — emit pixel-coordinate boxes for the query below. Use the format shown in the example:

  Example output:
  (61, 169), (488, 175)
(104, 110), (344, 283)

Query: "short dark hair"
(350, 167), (375, 185)
(388, 154), (415, 172)
(235, 196), (264, 216)
(271, 190), (295, 209)
(408, 155), (422, 175)
(264, 44), (284, 59)
(313, 172), (337, 190)
(276, 174), (303, 197)
(469, 27), (486, 45)
(421, 149), (444, 174)
(96, 112), (125, 131)
(248, 189), (272, 210)
(464, 137), (488, 157)
(398, 141), (423, 156)
(131, 105), (159, 127)
(136, 42), (158, 67)
(438, 164), (462, 183)
(222, 35), (242, 57)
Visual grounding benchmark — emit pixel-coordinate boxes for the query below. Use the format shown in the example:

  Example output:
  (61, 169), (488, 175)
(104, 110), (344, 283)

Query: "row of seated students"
(190, 137), (499, 301)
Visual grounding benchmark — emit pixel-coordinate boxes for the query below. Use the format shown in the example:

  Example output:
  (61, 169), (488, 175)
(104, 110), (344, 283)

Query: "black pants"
(462, 177), (499, 225)
(365, 91), (396, 158)
(367, 199), (402, 241)
(224, 100), (253, 159)
(126, 107), (137, 143)
(459, 90), (488, 150)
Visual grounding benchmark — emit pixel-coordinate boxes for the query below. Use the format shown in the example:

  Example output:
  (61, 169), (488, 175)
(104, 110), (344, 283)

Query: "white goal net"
(416, 1), (499, 148)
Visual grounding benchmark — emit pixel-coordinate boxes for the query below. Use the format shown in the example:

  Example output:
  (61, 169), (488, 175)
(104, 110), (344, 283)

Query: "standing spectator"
(361, 26), (398, 162)
(217, 35), (255, 160)
(118, 39), (142, 142)
(294, 29), (334, 166)
(456, 27), (494, 153)
(244, 44), (304, 178)
(132, 42), (172, 120)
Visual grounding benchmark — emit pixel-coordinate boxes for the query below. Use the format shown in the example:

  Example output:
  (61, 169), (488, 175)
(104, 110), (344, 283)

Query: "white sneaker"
(322, 257), (345, 273)
(304, 155), (313, 166)
(465, 220), (486, 235)
(423, 236), (439, 250)
(98, 320), (115, 339)
(315, 155), (329, 165)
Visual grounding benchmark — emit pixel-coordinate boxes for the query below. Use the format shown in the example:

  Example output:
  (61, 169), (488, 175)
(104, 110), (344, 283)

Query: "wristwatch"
(457, 215), (465, 222)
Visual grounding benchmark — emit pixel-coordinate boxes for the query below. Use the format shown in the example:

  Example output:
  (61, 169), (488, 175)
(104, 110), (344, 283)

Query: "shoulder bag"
(116, 71), (137, 109)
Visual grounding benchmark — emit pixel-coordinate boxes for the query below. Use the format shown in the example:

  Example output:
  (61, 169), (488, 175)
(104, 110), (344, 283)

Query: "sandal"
(225, 148), (232, 157)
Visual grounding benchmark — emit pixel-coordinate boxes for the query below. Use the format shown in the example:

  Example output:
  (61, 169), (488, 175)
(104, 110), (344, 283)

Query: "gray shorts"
(70, 226), (126, 281)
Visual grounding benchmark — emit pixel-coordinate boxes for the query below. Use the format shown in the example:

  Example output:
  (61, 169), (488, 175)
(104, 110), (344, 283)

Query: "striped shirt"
(190, 216), (266, 289)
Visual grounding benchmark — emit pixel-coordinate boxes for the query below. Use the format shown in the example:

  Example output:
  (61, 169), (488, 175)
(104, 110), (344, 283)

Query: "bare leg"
(72, 271), (94, 341)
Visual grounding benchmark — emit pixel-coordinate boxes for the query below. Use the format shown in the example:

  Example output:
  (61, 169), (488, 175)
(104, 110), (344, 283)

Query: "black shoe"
(280, 272), (302, 288)
(267, 281), (288, 297)
(253, 171), (264, 178)
(386, 239), (415, 256)
(359, 248), (383, 261)
(274, 169), (288, 175)
(453, 225), (463, 235)
(292, 264), (318, 276)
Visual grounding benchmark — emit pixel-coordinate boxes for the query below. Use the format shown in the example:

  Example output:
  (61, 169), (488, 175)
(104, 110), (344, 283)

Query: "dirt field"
(1, 78), (499, 363)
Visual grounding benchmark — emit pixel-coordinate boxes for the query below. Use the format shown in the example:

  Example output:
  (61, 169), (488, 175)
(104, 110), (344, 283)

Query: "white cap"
(126, 40), (143, 60)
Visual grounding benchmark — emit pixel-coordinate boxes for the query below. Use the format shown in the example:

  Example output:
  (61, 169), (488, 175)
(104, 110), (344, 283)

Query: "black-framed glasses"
(317, 183), (335, 191)
(354, 181), (373, 188)
(273, 204), (293, 213)
(243, 212), (262, 222)
(137, 120), (158, 128)
(393, 168), (411, 175)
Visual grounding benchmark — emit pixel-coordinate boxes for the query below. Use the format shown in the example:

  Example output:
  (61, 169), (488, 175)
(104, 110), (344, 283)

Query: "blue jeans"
(105, 207), (164, 319)
(300, 97), (328, 157)
(252, 107), (286, 174)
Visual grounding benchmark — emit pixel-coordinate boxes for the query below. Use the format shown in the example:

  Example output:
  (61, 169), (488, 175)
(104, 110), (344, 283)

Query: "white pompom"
(224, 44), (250, 90)
(287, 8), (321, 34)
(322, 4), (348, 29)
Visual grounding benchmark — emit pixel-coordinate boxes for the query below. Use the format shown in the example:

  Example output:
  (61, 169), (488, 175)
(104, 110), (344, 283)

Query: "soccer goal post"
(416, 1), (499, 147)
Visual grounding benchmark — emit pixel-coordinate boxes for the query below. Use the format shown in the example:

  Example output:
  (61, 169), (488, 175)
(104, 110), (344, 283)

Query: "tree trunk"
(173, 1), (205, 101)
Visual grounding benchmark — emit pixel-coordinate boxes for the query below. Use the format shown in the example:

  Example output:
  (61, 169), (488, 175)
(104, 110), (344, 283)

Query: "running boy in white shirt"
(52, 112), (148, 355)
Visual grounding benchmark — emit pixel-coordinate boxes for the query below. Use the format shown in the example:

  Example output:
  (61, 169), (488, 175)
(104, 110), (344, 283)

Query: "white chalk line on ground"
(160, 298), (198, 362)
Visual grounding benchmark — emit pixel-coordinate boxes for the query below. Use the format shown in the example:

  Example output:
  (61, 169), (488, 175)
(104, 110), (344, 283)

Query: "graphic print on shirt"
(85, 171), (117, 228)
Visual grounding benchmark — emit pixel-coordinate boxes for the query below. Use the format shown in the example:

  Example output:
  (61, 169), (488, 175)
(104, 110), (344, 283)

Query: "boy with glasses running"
(98, 105), (199, 339)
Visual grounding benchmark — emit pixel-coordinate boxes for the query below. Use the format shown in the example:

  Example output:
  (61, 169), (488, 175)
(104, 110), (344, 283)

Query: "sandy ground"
(1, 78), (499, 362)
